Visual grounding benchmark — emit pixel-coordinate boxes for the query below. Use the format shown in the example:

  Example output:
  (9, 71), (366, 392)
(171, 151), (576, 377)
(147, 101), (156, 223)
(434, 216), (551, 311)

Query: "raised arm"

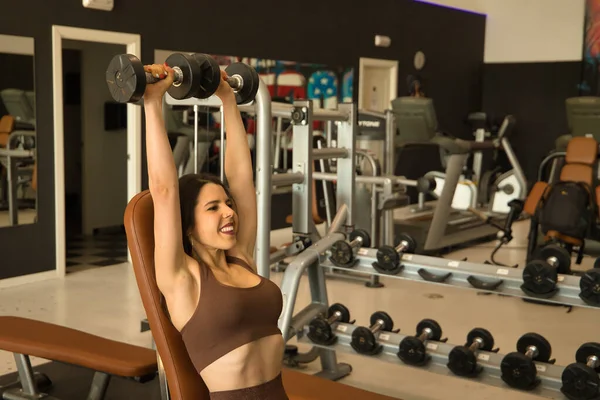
(215, 70), (257, 259)
(143, 64), (189, 291)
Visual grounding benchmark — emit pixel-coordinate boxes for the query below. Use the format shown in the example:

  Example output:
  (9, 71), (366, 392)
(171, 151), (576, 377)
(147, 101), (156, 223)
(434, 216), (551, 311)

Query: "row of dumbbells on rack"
(305, 304), (600, 400)
(327, 230), (600, 307)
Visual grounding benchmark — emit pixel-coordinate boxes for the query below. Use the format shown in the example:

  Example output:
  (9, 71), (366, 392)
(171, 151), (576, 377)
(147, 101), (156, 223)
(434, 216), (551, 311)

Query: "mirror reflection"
(0, 34), (36, 228)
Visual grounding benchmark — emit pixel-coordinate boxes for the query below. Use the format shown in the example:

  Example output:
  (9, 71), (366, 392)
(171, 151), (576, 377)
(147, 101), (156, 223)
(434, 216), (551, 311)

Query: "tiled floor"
(65, 232), (128, 272)
(0, 220), (598, 400)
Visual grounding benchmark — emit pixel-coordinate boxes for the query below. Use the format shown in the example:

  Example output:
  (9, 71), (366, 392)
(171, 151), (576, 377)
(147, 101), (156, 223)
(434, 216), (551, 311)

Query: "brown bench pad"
(282, 368), (397, 400)
(0, 316), (157, 378)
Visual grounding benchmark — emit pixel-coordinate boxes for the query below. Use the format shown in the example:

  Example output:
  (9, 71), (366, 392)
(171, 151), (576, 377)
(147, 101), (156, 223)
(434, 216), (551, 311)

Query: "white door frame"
(358, 57), (399, 110)
(52, 25), (142, 278)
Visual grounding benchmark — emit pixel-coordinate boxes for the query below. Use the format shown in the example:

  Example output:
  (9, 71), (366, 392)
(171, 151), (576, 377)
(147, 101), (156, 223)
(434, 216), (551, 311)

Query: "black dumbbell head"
(561, 363), (600, 400)
(522, 260), (558, 295)
(397, 233), (417, 253)
(540, 244), (572, 275)
(416, 319), (443, 341)
(225, 62), (260, 105)
(466, 327), (495, 352)
(370, 311), (394, 332)
(164, 53), (205, 100)
(307, 318), (335, 345)
(375, 246), (401, 271)
(447, 346), (478, 377)
(106, 54), (146, 103)
(398, 336), (427, 366)
(501, 352), (539, 390)
(192, 53), (221, 100)
(349, 228), (371, 248)
(517, 333), (552, 363)
(576, 343), (600, 371)
(350, 327), (379, 355)
(330, 241), (354, 266)
(579, 269), (600, 307)
(328, 303), (351, 323)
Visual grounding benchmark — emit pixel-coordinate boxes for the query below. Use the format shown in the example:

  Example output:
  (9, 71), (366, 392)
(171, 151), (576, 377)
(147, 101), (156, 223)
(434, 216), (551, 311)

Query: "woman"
(143, 62), (288, 399)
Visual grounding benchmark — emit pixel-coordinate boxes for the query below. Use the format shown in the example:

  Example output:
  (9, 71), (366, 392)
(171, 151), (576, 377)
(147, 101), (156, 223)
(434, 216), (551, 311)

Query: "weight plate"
(193, 53), (221, 99)
(416, 319), (443, 341)
(307, 318), (334, 345)
(522, 260), (558, 295)
(370, 311), (394, 332)
(350, 228), (371, 248)
(561, 363), (600, 400)
(517, 333), (552, 363)
(164, 53), (203, 100)
(330, 241), (354, 266)
(466, 327), (495, 352)
(105, 54), (146, 103)
(225, 62), (260, 105)
(397, 233), (417, 253)
(576, 342), (600, 370)
(501, 352), (538, 390)
(350, 327), (378, 354)
(448, 346), (478, 376)
(540, 244), (572, 274)
(398, 336), (427, 365)
(580, 269), (600, 307)
(376, 246), (401, 271)
(328, 303), (351, 323)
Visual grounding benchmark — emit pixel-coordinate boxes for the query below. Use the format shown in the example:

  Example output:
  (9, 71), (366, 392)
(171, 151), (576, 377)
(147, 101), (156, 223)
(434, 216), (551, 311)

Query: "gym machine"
(0, 146), (36, 226)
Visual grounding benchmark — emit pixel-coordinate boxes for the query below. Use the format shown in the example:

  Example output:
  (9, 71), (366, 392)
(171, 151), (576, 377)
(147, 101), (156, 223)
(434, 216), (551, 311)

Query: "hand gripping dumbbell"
(447, 328), (498, 377)
(397, 319), (446, 366)
(105, 53), (259, 104)
(561, 342), (600, 400)
(372, 233), (417, 275)
(307, 303), (354, 346)
(350, 311), (399, 356)
(329, 229), (371, 268)
(521, 244), (571, 298)
(501, 332), (554, 391)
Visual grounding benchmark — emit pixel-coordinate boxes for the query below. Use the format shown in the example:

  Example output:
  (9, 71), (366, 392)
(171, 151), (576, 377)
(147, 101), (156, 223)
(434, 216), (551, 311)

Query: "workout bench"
(124, 190), (397, 400)
(0, 316), (158, 399)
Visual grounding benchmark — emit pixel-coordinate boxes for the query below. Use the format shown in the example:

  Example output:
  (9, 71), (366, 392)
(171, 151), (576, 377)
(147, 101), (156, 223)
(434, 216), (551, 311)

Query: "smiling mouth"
(220, 223), (235, 235)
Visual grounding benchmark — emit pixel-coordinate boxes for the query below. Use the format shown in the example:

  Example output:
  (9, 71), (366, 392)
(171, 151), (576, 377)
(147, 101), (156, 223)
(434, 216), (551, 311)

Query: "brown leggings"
(209, 373), (289, 400)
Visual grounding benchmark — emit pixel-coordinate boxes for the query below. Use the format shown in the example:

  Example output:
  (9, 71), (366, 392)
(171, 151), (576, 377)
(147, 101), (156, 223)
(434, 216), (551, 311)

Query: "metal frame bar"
(297, 322), (565, 399)
(291, 100), (314, 236)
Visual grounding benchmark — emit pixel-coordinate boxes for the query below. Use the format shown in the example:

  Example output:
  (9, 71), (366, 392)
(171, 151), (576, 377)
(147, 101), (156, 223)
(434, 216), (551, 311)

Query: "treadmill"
(390, 97), (526, 254)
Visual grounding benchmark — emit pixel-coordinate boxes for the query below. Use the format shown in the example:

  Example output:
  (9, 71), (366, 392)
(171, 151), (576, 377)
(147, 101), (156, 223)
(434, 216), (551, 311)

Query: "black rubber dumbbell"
(307, 303), (354, 346)
(329, 229), (371, 268)
(447, 328), (498, 377)
(579, 269), (600, 307)
(350, 311), (398, 356)
(521, 244), (571, 299)
(561, 342), (600, 400)
(501, 332), (554, 391)
(372, 233), (417, 275)
(397, 319), (446, 366)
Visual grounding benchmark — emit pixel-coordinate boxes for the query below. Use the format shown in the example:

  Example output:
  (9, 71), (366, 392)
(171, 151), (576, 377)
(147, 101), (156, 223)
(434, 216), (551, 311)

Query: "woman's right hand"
(143, 63), (174, 104)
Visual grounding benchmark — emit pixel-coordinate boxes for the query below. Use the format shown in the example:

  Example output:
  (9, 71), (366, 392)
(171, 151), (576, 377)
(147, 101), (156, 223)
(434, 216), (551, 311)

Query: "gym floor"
(0, 220), (596, 400)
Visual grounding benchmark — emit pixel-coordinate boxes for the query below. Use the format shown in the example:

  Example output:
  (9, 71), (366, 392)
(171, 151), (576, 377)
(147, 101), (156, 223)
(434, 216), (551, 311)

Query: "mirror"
(0, 34), (37, 228)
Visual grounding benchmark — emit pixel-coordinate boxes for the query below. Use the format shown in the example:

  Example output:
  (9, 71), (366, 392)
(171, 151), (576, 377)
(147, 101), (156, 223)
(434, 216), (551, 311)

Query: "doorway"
(358, 57), (399, 112)
(52, 26), (141, 277)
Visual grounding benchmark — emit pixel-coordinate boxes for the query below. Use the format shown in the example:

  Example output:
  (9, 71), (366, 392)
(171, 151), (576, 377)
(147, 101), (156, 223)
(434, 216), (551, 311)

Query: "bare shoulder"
(226, 247), (257, 272)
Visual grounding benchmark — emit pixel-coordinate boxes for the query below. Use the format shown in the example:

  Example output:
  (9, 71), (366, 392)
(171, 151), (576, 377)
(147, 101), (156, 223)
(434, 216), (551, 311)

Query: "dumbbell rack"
(296, 322), (566, 399)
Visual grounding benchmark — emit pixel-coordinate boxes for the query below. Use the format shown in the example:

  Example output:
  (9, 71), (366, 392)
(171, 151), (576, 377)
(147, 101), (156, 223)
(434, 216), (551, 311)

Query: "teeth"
(220, 226), (234, 233)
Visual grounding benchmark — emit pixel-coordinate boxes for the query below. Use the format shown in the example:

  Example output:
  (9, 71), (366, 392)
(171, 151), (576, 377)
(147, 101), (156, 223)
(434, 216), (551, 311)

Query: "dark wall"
(0, 0), (485, 279)
(481, 62), (582, 186)
(0, 53), (34, 117)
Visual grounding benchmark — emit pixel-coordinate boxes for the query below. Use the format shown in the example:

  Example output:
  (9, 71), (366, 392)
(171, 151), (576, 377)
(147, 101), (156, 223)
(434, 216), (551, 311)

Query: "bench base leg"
(86, 372), (110, 400)
(0, 353), (59, 400)
(313, 349), (352, 381)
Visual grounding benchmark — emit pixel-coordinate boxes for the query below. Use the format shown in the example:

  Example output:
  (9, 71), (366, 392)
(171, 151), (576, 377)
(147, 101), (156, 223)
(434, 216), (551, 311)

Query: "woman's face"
(190, 183), (238, 251)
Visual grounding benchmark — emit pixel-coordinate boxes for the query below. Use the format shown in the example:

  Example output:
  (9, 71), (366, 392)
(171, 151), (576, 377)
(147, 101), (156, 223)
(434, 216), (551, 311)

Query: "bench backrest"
(124, 190), (210, 400)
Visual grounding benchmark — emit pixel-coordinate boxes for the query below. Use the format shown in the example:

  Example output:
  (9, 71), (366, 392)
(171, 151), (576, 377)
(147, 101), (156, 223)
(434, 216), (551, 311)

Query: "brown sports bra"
(180, 255), (283, 374)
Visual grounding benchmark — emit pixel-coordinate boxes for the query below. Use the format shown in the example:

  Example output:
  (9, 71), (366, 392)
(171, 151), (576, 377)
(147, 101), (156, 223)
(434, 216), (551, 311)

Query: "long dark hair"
(179, 173), (236, 256)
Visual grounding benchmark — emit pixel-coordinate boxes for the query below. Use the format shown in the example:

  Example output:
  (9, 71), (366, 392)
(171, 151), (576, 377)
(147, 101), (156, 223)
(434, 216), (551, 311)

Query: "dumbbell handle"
(546, 256), (559, 268)
(227, 74), (244, 91)
(417, 327), (433, 342)
(394, 240), (409, 254)
(587, 355), (600, 369)
(370, 319), (385, 334)
(468, 337), (484, 352)
(524, 345), (539, 359)
(144, 66), (184, 86)
(348, 236), (364, 250)
(326, 311), (343, 325)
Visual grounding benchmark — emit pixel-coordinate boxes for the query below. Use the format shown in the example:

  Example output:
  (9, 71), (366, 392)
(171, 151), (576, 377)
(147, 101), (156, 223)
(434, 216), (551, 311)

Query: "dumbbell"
(307, 303), (354, 345)
(561, 342), (600, 400)
(447, 328), (497, 377)
(500, 332), (554, 390)
(350, 311), (398, 356)
(397, 319), (445, 366)
(329, 229), (371, 268)
(371, 233), (417, 275)
(105, 53), (259, 104)
(521, 244), (571, 298)
(579, 269), (600, 307)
